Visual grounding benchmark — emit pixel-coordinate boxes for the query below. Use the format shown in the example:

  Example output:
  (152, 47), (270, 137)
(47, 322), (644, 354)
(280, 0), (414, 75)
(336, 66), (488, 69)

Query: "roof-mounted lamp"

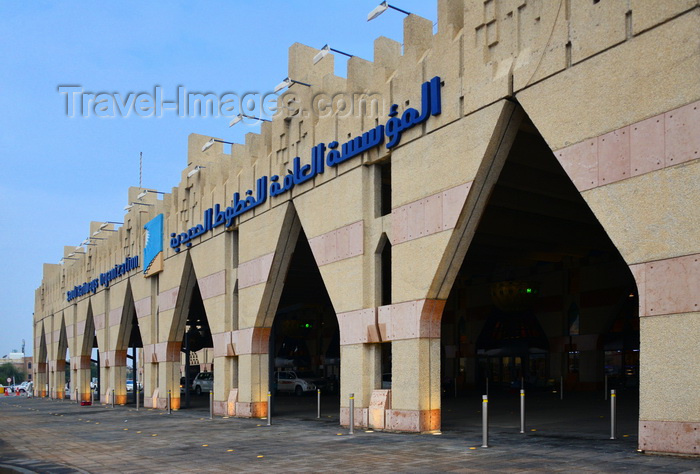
(367, 1), (411, 21)
(136, 189), (166, 200)
(273, 77), (312, 93)
(201, 138), (235, 152)
(313, 44), (354, 65)
(229, 113), (272, 127)
(187, 165), (207, 178)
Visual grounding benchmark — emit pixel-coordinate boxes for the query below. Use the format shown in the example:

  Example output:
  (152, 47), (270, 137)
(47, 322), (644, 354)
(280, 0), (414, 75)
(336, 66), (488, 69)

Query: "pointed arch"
(79, 301), (96, 358)
(376, 233), (392, 307)
(37, 321), (48, 367)
(168, 252), (198, 343)
(428, 101), (525, 301)
(115, 281), (139, 351)
(57, 316), (69, 360)
(252, 202), (302, 329)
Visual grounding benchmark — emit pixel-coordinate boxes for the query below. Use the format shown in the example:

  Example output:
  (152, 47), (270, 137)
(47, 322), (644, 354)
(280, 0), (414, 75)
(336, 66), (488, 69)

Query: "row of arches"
(36, 106), (640, 439)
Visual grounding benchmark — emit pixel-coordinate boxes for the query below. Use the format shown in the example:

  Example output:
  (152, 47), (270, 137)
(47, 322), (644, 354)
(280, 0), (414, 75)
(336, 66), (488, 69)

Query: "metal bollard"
(167, 389), (171, 415)
(317, 389), (321, 419)
(349, 393), (355, 435)
(267, 391), (271, 426)
(90, 387), (94, 406)
(111, 389), (115, 408)
(136, 387), (140, 411)
(520, 389), (525, 434)
(560, 376), (564, 400)
(481, 395), (489, 447)
(76, 388), (79, 405)
(209, 390), (213, 420)
(610, 390), (617, 440)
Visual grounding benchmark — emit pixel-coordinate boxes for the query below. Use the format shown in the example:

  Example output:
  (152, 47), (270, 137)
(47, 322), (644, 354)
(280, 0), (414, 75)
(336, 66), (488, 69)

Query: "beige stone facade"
(35, 1), (699, 456)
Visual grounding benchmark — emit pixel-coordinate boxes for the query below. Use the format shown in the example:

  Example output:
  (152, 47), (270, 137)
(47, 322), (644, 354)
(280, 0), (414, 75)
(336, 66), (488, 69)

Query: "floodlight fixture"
(313, 44), (354, 65)
(367, 1), (411, 21)
(137, 189), (166, 200)
(98, 221), (122, 232)
(273, 77), (312, 93)
(187, 166), (206, 178)
(229, 113), (272, 127)
(202, 138), (235, 152)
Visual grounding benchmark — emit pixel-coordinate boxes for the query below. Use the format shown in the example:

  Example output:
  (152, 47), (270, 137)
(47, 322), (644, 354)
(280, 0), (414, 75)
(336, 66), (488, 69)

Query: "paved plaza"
(0, 394), (697, 473)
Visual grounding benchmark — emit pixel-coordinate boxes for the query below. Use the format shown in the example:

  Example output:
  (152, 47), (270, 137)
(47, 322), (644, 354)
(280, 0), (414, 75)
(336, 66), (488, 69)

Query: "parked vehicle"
(275, 371), (320, 396)
(126, 380), (134, 392)
(191, 372), (213, 395)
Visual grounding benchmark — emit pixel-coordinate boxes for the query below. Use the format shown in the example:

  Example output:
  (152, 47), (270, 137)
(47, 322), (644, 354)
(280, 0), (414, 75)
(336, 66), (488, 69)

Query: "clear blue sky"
(0, 1), (437, 357)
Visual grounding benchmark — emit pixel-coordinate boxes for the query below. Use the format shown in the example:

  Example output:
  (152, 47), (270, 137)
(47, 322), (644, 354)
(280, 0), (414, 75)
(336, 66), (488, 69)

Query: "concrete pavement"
(0, 395), (697, 473)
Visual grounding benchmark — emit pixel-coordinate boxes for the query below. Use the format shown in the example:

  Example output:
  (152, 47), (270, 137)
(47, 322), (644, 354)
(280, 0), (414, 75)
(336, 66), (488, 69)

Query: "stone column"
(337, 308), (383, 429)
(105, 350), (128, 405)
(150, 342), (182, 409)
(212, 331), (239, 416)
(379, 299), (444, 432)
(52, 360), (66, 399)
(71, 355), (92, 403)
(35, 362), (47, 397)
(631, 256), (700, 456)
(234, 328), (270, 418)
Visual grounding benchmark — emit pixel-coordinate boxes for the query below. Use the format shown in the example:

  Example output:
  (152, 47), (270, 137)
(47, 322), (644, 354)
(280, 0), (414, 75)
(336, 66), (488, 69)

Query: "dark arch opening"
(57, 319), (69, 399)
(440, 117), (639, 440)
(37, 325), (47, 397)
(124, 295), (143, 405)
(269, 228), (340, 418)
(180, 283), (214, 409)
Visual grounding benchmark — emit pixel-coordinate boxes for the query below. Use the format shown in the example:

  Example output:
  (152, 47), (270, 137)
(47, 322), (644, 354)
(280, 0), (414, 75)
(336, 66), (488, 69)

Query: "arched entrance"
(268, 228), (340, 419)
(78, 304), (100, 403)
(440, 115), (639, 439)
(56, 318), (69, 399)
(181, 283), (214, 409)
(36, 324), (48, 397)
(115, 285), (144, 406)
(169, 256), (214, 411)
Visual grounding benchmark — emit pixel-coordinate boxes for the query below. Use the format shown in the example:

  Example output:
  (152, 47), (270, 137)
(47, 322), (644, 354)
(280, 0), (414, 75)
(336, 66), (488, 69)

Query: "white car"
(191, 372), (213, 395)
(275, 371), (318, 396)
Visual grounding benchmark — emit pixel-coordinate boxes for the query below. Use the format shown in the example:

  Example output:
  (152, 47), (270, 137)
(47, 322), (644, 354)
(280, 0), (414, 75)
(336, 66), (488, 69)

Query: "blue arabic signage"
(66, 255), (139, 301)
(170, 76), (443, 252)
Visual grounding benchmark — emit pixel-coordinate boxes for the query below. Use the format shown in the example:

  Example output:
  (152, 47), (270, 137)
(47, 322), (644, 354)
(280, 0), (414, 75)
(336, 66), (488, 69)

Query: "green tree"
(0, 363), (25, 384)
